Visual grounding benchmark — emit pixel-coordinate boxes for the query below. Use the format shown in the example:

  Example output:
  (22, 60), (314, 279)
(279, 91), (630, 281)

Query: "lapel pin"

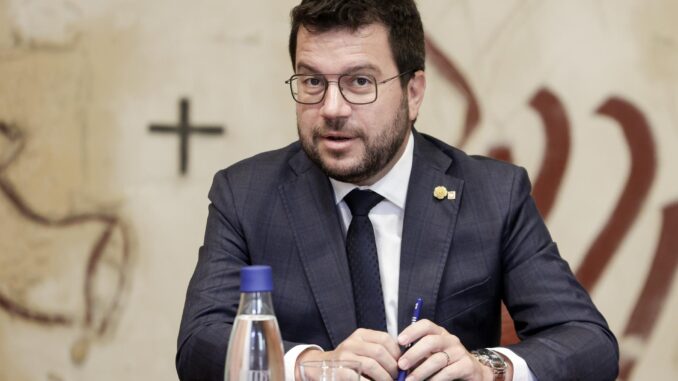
(433, 186), (448, 200)
(447, 191), (456, 200)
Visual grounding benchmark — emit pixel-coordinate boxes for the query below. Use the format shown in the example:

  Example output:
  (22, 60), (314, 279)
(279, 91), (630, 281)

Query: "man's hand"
(397, 319), (506, 381)
(295, 328), (401, 381)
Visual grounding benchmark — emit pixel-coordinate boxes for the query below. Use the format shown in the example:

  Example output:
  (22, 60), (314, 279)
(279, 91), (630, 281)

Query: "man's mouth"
(326, 135), (352, 141)
(318, 134), (358, 151)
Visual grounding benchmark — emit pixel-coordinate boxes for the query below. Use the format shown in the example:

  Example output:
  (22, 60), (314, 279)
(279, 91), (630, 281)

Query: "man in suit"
(177, 1), (619, 380)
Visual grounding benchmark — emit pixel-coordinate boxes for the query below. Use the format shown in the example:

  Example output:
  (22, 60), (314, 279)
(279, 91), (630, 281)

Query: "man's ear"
(407, 70), (426, 122)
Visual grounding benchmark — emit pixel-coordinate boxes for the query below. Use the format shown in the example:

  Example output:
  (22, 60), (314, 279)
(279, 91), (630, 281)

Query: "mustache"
(313, 118), (362, 138)
(303, 117), (365, 140)
(323, 118), (346, 131)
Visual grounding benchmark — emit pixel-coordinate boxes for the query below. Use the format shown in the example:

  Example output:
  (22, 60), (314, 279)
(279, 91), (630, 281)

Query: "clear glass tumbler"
(299, 360), (361, 381)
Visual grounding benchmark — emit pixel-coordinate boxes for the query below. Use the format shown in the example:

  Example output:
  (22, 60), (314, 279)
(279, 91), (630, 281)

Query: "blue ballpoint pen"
(397, 298), (423, 381)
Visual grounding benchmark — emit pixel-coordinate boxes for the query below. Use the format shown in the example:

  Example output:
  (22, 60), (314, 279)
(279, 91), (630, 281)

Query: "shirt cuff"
(490, 347), (538, 381)
(284, 344), (324, 381)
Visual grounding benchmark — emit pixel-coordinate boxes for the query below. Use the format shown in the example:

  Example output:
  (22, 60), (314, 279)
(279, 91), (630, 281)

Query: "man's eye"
(352, 76), (373, 87)
(303, 77), (323, 87)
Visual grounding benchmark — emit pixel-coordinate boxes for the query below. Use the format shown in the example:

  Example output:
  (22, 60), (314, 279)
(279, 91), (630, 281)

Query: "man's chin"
(318, 159), (367, 183)
(322, 163), (357, 179)
(302, 142), (372, 183)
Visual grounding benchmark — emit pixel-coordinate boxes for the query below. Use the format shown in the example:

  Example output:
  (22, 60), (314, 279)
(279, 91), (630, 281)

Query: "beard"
(298, 94), (411, 185)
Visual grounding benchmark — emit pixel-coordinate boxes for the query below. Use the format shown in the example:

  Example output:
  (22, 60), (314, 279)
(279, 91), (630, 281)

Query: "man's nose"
(319, 82), (352, 119)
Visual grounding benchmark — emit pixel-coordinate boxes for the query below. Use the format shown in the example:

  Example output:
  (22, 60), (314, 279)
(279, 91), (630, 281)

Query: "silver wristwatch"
(471, 348), (507, 381)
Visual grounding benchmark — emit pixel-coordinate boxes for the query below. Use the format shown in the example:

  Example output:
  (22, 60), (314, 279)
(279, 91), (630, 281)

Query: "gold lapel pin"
(434, 186), (456, 201)
(433, 186), (448, 200)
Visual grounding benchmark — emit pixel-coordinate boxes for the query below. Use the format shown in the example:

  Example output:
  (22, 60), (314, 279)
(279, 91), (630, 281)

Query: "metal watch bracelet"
(471, 348), (507, 381)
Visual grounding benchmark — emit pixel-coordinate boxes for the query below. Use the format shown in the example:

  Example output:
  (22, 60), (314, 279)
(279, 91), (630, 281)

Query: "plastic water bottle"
(224, 265), (285, 381)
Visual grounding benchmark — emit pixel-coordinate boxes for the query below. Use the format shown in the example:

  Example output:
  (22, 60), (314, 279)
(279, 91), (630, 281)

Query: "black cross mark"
(149, 98), (224, 175)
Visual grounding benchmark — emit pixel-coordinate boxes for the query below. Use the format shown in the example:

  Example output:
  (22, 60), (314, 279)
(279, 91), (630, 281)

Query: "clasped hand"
(297, 319), (494, 381)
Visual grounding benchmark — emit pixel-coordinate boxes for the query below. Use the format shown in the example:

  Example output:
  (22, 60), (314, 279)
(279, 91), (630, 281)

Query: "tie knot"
(344, 189), (384, 216)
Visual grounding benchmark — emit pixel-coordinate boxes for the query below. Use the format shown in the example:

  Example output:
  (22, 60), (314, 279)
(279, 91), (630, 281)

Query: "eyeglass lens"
(290, 74), (377, 104)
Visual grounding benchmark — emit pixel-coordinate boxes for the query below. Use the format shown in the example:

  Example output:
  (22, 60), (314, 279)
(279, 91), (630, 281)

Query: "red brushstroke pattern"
(529, 88), (571, 219)
(576, 98), (657, 291)
(619, 203), (678, 380)
(425, 36), (481, 148)
(0, 121), (130, 336)
(487, 145), (513, 163)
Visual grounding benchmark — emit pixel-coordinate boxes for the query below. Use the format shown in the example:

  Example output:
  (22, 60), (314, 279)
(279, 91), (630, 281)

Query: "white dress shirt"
(284, 132), (536, 381)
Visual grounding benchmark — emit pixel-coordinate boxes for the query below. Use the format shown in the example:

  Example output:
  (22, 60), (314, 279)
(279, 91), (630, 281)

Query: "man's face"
(294, 23), (424, 185)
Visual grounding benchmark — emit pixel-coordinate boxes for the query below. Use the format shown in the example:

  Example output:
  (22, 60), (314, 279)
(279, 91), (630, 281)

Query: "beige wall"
(0, 0), (676, 380)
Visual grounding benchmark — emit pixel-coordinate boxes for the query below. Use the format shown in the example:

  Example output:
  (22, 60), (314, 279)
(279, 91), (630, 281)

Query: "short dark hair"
(289, 0), (425, 86)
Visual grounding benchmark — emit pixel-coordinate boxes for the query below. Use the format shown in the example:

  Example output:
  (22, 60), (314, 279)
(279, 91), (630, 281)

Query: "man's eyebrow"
(343, 64), (381, 75)
(296, 63), (320, 74)
(295, 63), (381, 75)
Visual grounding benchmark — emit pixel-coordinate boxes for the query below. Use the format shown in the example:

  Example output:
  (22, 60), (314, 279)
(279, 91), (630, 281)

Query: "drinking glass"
(299, 360), (361, 381)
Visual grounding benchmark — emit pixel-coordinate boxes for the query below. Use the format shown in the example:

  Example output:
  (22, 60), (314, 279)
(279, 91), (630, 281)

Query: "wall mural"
(426, 36), (677, 380)
(0, 120), (131, 365)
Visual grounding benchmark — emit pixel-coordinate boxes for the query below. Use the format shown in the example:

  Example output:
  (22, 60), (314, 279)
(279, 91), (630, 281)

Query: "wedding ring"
(439, 350), (451, 366)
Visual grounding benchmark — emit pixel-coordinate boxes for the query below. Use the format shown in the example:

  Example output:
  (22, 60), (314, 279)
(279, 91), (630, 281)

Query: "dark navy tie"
(344, 189), (387, 331)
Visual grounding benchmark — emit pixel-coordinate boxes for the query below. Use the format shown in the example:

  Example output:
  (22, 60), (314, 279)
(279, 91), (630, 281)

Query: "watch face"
(473, 349), (507, 374)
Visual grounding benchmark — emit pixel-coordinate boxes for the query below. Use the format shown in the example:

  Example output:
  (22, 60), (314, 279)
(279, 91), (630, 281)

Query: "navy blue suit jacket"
(177, 131), (618, 380)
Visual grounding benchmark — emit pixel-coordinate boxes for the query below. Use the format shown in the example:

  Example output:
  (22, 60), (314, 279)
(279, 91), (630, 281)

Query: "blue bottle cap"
(240, 265), (273, 292)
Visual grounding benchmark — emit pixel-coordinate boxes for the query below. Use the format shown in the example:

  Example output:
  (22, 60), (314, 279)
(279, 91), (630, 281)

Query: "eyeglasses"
(285, 70), (414, 105)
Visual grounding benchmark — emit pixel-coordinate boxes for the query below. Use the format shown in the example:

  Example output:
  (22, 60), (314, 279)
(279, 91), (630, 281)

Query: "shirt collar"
(329, 131), (413, 210)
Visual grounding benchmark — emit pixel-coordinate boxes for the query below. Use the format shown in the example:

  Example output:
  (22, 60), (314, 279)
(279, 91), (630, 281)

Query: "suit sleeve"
(501, 168), (619, 381)
(175, 170), (305, 381)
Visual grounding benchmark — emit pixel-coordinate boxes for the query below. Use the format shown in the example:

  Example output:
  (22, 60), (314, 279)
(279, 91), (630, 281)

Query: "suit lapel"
(398, 133), (464, 332)
(279, 150), (356, 347)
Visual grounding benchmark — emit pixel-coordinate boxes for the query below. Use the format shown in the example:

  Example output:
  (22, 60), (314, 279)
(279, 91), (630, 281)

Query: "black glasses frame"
(284, 70), (415, 105)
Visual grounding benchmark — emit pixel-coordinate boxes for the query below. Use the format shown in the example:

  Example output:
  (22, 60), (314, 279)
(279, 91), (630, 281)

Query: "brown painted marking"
(0, 120), (130, 336)
(618, 202), (678, 380)
(576, 98), (657, 291)
(499, 303), (519, 346)
(425, 36), (481, 148)
(487, 145), (514, 163)
(529, 88), (571, 219)
(0, 292), (73, 325)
